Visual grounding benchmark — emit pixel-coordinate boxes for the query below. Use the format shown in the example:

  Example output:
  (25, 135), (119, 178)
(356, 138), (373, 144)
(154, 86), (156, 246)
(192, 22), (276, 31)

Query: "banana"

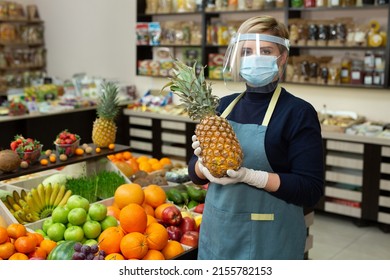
(37, 184), (46, 206)
(50, 183), (60, 206)
(53, 185), (66, 207)
(20, 189), (27, 201)
(12, 203), (22, 212)
(6, 195), (17, 208)
(2, 198), (13, 211)
(12, 190), (21, 204)
(58, 189), (72, 207)
(30, 188), (43, 210)
(26, 193), (40, 214)
(14, 210), (28, 224)
(44, 183), (53, 206)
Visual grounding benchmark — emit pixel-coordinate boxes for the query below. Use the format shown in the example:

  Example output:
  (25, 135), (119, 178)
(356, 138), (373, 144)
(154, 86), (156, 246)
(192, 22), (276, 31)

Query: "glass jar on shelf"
(340, 52), (352, 84)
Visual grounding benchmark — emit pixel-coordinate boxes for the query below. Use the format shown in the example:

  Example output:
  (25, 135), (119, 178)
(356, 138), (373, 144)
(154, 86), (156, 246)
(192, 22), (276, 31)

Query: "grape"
(98, 255), (105, 260)
(86, 253), (95, 260)
(93, 255), (100, 260)
(81, 245), (91, 255)
(73, 242), (83, 252)
(98, 250), (106, 257)
(90, 244), (99, 254)
(72, 252), (85, 260)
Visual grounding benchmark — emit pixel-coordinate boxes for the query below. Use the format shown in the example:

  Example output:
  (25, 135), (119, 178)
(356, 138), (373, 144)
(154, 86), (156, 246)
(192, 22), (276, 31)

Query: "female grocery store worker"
(188, 15), (324, 260)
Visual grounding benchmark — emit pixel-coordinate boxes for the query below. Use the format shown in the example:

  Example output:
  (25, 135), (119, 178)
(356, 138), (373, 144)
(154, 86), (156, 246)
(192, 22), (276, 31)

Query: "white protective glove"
(191, 135), (202, 158)
(198, 161), (268, 189)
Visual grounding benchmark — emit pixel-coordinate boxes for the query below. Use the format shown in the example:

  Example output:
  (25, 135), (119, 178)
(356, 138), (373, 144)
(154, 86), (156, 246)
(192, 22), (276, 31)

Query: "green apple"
(35, 229), (46, 237)
(64, 225), (84, 242)
(67, 207), (87, 226)
(66, 194), (90, 211)
(52, 206), (70, 224)
(88, 203), (107, 222)
(42, 217), (54, 234)
(47, 222), (66, 242)
(84, 239), (98, 246)
(100, 215), (118, 231)
(83, 220), (102, 239)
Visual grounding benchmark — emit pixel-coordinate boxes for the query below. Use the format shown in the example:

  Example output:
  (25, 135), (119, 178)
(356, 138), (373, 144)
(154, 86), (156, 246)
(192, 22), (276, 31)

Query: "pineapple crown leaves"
(96, 81), (121, 120)
(161, 58), (220, 121)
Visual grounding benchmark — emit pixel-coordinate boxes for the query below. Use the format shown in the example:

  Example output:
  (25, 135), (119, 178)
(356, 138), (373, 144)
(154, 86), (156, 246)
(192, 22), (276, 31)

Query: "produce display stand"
(0, 144), (131, 181)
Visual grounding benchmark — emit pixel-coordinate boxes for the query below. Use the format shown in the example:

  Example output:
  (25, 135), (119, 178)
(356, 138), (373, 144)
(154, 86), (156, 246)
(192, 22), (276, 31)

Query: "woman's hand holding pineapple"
(192, 134), (268, 189)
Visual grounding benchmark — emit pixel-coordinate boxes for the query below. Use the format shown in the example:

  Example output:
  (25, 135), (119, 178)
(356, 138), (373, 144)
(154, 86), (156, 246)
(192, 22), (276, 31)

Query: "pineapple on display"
(92, 81), (120, 148)
(162, 59), (243, 178)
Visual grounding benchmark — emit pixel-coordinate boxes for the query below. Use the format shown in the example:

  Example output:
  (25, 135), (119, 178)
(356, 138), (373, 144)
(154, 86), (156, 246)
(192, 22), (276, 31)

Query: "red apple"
(180, 230), (199, 247)
(194, 203), (204, 214)
(161, 205), (182, 226)
(166, 225), (182, 241)
(179, 216), (197, 233)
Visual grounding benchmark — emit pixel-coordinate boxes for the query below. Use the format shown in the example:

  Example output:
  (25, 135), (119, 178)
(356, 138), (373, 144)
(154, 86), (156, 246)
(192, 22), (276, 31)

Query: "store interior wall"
(20, 0), (390, 122)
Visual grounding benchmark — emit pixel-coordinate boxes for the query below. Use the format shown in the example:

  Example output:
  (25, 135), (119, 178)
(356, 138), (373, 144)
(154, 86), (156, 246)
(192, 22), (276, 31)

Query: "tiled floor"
(309, 212), (390, 260)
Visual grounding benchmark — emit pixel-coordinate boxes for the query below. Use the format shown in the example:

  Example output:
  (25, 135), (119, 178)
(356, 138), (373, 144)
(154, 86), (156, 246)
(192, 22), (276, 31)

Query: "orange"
(75, 148), (84, 155)
(40, 158), (49, 165)
(122, 151), (132, 160)
(105, 252), (125, 260)
(49, 154), (57, 163)
(154, 203), (175, 220)
(159, 157), (172, 166)
(98, 226), (125, 254)
(27, 232), (44, 246)
(161, 240), (185, 260)
(39, 239), (57, 255)
(114, 183), (145, 209)
(107, 205), (121, 220)
(147, 158), (159, 165)
(142, 203), (155, 217)
(146, 215), (157, 226)
(8, 252), (29, 260)
(114, 152), (124, 161)
(136, 155), (150, 163)
(28, 246), (47, 259)
(120, 232), (148, 260)
(0, 227), (8, 244)
(119, 203), (147, 234)
(95, 147), (101, 153)
(144, 222), (168, 251)
(151, 162), (164, 171)
(108, 143), (115, 150)
(14, 235), (36, 254)
(142, 249), (165, 260)
(7, 223), (26, 239)
(0, 242), (15, 259)
(138, 162), (153, 173)
(143, 184), (167, 208)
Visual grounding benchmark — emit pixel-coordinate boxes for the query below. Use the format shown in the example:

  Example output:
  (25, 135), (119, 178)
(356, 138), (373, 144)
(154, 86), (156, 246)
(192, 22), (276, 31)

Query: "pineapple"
(92, 81), (120, 148)
(162, 59), (243, 178)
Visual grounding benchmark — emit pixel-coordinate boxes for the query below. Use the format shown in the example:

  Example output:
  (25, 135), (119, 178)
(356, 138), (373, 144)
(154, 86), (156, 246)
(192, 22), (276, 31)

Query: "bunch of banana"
(2, 183), (72, 224)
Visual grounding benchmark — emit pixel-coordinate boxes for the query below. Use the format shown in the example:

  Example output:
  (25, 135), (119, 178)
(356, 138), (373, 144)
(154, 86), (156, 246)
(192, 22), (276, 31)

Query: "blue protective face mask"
(240, 55), (280, 87)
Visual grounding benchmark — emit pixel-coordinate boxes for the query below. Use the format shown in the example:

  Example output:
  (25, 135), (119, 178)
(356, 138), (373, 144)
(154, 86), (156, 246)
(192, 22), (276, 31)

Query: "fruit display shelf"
(0, 144), (131, 182)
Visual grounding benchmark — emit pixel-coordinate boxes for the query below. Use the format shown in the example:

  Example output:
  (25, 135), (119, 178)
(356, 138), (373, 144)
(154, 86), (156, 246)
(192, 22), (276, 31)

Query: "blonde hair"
(228, 16), (289, 82)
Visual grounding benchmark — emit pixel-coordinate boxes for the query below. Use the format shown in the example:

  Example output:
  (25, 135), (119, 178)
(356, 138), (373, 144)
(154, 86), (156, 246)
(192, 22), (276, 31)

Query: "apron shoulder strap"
(220, 86), (282, 126)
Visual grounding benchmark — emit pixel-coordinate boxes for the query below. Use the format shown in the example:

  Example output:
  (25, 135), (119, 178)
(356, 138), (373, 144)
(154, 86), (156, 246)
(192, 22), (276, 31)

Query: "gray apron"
(198, 85), (306, 260)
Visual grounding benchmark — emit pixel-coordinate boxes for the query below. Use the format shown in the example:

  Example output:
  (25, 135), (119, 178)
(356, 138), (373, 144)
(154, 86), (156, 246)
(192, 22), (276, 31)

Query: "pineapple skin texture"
(195, 115), (243, 178)
(92, 118), (117, 148)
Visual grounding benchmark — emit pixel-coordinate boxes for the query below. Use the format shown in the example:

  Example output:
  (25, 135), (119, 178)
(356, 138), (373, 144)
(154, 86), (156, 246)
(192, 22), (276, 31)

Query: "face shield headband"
(222, 33), (290, 91)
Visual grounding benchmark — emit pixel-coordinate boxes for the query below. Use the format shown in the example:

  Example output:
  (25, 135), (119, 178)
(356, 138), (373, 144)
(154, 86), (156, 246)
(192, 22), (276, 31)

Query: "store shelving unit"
(136, 0), (390, 89)
(0, 17), (46, 98)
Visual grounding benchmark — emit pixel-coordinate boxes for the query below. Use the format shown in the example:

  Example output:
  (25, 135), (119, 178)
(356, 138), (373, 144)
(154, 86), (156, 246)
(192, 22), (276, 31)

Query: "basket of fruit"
(10, 135), (43, 165)
(54, 130), (81, 157)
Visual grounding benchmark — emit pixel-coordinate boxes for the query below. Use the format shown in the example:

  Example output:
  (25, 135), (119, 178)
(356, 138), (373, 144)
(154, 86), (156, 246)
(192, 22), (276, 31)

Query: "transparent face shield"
(222, 33), (290, 92)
